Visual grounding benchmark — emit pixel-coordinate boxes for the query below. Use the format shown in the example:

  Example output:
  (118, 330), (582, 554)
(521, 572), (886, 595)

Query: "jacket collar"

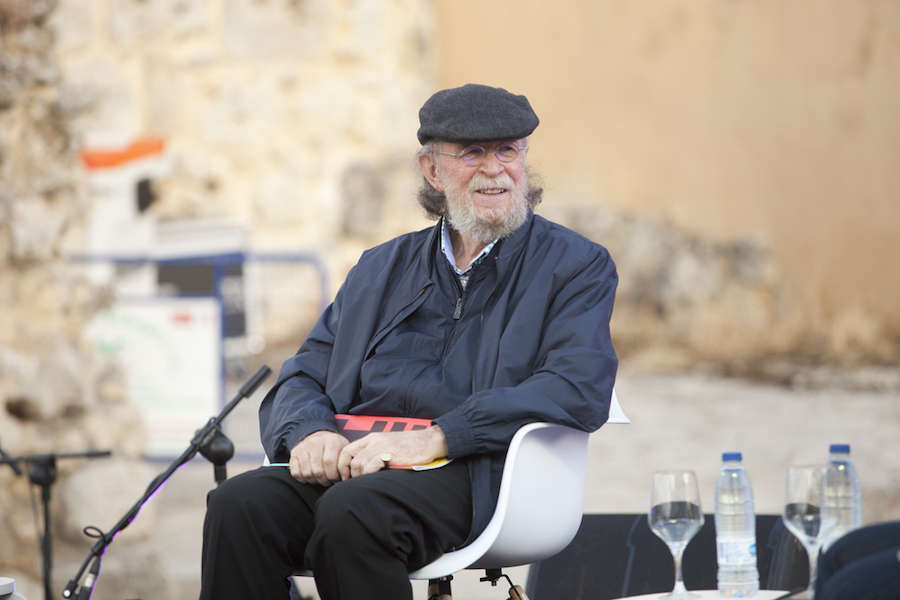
(432, 211), (534, 263)
(430, 211), (535, 288)
(496, 210), (534, 261)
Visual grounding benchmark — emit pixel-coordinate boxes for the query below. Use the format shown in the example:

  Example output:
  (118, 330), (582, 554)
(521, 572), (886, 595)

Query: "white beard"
(444, 173), (529, 243)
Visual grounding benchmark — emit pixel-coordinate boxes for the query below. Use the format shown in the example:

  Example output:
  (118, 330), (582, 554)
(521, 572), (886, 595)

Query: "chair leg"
(479, 569), (530, 600)
(427, 575), (453, 600)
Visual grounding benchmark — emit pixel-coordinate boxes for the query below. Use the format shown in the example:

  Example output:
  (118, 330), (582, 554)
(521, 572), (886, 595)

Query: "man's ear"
(417, 152), (444, 192)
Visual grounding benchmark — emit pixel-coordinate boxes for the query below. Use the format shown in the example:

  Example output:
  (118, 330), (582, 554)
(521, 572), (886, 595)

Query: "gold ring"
(380, 453), (392, 467)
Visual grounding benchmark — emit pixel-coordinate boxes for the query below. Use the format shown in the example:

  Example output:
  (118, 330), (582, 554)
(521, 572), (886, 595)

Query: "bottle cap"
(829, 443), (851, 454)
(722, 452), (742, 462)
(0, 577), (15, 595)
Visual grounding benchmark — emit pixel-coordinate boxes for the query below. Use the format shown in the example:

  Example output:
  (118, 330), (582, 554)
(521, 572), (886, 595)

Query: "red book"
(334, 414), (450, 471)
(334, 414), (433, 442)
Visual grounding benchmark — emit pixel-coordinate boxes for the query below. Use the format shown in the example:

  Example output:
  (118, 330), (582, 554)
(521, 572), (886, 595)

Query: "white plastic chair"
(407, 390), (629, 596)
(290, 391), (629, 598)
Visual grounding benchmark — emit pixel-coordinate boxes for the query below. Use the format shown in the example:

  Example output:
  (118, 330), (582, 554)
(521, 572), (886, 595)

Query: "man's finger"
(313, 443), (335, 486)
(309, 461), (329, 486)
(337, 446), (353, 480)
(322, 445), (341, 483)
(349, 454), (365, 478)
(349, 453), (384, 478)
(289, 448), (306, 481)
(314, 471), (332, 487)
(298, 446), (318, 482)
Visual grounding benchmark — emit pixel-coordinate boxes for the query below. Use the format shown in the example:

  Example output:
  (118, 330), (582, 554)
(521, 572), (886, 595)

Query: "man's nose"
(479, 151), (505, 175)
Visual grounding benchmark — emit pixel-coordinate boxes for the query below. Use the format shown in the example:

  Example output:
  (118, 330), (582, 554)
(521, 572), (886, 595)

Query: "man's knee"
(203, 479), (243, 537)
(206, 469), (280, 524)
(312, 479), (372, 536)
(310, 477), (412, 556)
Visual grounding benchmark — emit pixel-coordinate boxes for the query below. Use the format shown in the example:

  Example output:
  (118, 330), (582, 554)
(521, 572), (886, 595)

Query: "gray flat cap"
(417, 83), (539, 145)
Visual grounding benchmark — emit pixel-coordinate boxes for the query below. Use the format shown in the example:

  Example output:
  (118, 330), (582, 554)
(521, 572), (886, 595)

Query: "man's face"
(426, 140), (530, 243)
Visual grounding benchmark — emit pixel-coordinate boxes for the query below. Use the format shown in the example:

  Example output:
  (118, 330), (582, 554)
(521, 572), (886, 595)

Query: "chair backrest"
(409, 390), (629, 580)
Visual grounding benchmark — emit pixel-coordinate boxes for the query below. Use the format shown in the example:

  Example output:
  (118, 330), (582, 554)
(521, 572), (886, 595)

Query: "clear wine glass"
(648, 470), (705, 599)
(782, 465), (837, 599)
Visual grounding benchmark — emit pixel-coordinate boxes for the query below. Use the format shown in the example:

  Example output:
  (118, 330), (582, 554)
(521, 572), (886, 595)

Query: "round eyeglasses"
(436, 142), (522, 165)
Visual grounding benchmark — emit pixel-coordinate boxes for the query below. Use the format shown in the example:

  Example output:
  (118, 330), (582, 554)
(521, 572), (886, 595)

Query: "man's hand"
(289, 430), (350, 486)
(337, 425), (449, 479)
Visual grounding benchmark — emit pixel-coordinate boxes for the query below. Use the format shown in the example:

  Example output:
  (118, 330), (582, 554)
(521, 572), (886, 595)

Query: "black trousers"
(200, 461), (472, 600)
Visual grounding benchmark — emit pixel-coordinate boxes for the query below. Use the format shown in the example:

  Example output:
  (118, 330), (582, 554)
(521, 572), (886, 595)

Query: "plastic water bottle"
(0, 577), (27, 600)
(715, 452), (759, 597)
(822, 443), (861, 549)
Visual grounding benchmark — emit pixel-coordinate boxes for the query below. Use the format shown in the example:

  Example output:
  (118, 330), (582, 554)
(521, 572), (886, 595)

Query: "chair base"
(426, 570), (529, 600)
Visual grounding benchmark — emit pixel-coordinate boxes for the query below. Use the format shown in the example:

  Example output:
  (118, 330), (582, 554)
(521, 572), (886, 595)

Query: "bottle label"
(717, 537), (757, 565)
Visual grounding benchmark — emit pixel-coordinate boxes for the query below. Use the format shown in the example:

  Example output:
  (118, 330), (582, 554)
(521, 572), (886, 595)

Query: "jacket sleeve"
(433, 247), (618, 459)
(258, 276), (350, 462)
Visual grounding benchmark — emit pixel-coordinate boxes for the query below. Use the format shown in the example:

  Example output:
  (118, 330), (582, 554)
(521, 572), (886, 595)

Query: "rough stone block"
(47, 0), (95, 54)
(58, 458), (159, 543)
(59, 55), (144, 141)
(71, 545), (175, 600)
(109, 0), (213, 45)
(222, 0), (328, 60)
(8, 198), (69, 261)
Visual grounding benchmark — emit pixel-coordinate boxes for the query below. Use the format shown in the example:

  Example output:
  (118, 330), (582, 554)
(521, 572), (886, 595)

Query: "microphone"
(239, 364), (273, 398)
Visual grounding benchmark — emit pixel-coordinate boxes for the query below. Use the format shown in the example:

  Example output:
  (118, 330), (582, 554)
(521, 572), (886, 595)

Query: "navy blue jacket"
(259, 212), (618, 541)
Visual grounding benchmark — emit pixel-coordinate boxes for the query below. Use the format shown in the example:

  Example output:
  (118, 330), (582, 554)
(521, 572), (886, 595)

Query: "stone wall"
(546, 204), (785, 370)
(546, 204), (900, 391)
(0, 1), (160, 597)
(3, 1), (438, 597)
(50, 0), (438, 343)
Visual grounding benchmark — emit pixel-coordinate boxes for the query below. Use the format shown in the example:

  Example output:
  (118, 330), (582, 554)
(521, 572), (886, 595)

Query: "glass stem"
(672, 546), (687, 595)
(806, 543), (820, 596)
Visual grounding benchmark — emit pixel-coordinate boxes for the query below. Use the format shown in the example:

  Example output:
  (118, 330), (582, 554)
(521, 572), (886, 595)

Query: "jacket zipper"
(452, 296), (464, 319)
(448, 259), (467, 321)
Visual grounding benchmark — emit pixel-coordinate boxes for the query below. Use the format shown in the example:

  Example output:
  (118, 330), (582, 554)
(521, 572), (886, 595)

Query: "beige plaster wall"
(434, 0), (900, 364)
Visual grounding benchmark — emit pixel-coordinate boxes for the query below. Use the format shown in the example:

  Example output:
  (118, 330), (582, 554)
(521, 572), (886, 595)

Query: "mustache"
(467, 173), (515, 193)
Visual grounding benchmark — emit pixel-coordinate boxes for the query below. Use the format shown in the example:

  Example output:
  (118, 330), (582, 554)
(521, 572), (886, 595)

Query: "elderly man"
(200, 83), (618, 600)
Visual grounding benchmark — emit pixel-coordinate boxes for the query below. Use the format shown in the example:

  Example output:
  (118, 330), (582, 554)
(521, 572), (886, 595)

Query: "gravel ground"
(30, 370), (900, 600)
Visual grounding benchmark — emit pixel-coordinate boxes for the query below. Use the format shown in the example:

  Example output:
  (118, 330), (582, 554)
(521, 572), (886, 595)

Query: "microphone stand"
(0, 440), (23, 476)
(62, 364), (272, 600)
(0, 450), (112, 600)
